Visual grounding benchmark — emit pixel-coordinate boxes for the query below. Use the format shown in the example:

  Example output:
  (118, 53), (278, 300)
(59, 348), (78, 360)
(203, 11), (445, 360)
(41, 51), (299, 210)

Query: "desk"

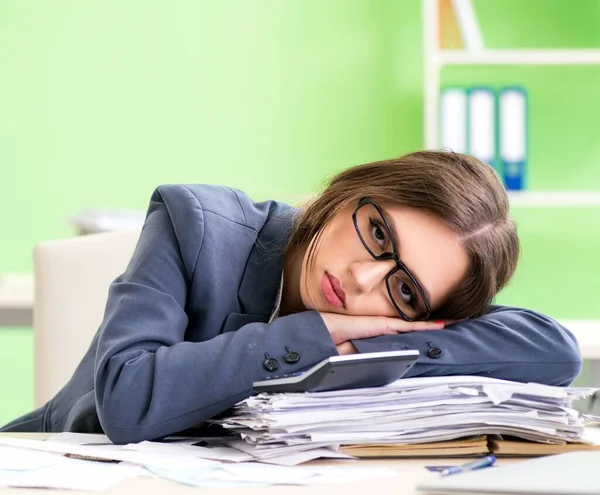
(0, 433), (519, 495)
(0, 274), (33, 327)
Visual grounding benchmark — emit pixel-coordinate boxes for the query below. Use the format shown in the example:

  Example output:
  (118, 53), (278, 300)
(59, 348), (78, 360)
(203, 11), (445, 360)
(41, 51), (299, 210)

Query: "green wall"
(2, 0), (600, 425)
(0, 0), (423, 426)
(0, 0), (422, 274)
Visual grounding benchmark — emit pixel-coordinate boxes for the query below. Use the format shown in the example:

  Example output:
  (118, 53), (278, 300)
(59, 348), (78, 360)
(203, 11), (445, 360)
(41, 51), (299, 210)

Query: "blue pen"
(439, 455), (496, 477)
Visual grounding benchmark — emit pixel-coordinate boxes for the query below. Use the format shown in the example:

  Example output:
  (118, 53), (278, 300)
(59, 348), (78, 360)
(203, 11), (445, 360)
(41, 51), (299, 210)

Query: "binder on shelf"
(451, 0), (485, 53)
(440, 87), (467, 154)
(467, 87), (496, 168)
(499, 87), (527, 191)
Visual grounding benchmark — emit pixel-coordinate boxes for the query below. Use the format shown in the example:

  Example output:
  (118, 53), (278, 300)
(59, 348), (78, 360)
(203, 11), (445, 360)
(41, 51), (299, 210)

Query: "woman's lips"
(321, 272), (346, 309)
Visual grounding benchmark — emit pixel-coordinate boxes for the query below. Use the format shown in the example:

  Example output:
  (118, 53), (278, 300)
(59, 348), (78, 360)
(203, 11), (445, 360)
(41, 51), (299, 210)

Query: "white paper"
(0, 434), (383, 489)
(227, 439), (354, 465)
(145, 462), (398, 488)
(47, 432), (114, 446)
(0, 445), (68, 471)
(0, 458), (144, 492)
(123, 440), (253, 463)
(0, 437), (220, 472)
(295, 465), (400, 485)
(217, 463), (323, 484)
(260, 449), (355, 467)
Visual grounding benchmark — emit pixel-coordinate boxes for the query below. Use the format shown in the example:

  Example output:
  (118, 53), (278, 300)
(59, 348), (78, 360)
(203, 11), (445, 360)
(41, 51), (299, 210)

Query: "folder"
(467, 87), (496, 168)
(440, 87), (467, 153)
(499, 87), (527, 191)
(451, 0), (485, 53)
(340, 429), (600, 458)
(341, 436), (489, 458)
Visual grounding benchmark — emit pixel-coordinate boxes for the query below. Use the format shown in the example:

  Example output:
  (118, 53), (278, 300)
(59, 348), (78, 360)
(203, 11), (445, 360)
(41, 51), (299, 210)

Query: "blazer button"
(284, 346), (300, 364)
(263, 357), (280, 372)
(427, 347), (443, 359)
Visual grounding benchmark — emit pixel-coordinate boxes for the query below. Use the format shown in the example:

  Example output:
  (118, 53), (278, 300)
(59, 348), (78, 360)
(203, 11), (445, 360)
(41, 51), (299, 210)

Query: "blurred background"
(1, 0), (600, 426)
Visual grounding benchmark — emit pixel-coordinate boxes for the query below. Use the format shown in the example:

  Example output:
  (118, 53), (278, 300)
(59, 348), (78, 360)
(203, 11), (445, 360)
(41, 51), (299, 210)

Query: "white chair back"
(33, 229), (141, 406)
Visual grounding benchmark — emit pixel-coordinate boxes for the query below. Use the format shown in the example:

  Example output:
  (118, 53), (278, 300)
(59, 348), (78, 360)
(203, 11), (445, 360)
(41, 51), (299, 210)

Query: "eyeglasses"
(352, 197), (431, 321)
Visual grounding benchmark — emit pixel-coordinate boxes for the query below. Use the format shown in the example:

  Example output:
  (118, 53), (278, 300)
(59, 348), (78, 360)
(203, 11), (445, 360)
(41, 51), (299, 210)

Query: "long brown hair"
(285, 150), (520, 319)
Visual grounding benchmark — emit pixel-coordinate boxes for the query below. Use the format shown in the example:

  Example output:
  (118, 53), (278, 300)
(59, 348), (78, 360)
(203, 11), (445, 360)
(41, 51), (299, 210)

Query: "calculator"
(252, 350), (420, 393)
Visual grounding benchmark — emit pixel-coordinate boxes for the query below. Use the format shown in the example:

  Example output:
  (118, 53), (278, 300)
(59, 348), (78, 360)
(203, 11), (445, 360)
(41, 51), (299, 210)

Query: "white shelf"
(508, 191), (600, 207)
(439, 49), (600, 66)
(0, 273), (33, 309)
(0, 273), (33, 327)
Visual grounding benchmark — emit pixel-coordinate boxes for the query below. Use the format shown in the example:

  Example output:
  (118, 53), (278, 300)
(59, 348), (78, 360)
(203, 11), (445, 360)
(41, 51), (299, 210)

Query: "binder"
(440, 87), (467, 153)
(499, 87), (527, 191)
(341, 429), (600, 458)
(451, 0), (485, 53)
(467, 87), (496, 168)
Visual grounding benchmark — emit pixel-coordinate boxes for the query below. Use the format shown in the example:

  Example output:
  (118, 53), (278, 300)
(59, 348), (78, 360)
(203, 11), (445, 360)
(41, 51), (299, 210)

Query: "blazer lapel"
(236, 207), (297, 317)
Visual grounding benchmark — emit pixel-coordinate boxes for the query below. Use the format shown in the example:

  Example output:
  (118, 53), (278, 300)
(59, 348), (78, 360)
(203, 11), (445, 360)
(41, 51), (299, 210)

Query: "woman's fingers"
(380, 317), (444, 333)
(336, 341), (358, 355)
(319, 312), (445, 345)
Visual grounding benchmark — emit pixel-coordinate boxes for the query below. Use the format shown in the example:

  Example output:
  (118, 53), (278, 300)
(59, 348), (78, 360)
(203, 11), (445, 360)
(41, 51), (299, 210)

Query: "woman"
(1, 151), (581, 444)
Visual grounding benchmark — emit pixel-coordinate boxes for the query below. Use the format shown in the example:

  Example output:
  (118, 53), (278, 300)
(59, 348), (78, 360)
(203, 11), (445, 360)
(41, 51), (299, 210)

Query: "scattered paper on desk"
(0, 435), (367, 489)
(47, 432), (115, 446)
(217, 463), (398, 485)
(123, 440), (254, 463)
(146, 462), (399, 488)
(227, 439), (355, 466)
(0, 458), (144, 492)
(0, 445), (68, 471)
(0, 436), (220, 471)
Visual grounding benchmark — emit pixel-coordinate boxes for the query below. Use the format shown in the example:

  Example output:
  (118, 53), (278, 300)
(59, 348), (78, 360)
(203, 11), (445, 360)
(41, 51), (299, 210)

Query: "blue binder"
(499, 87), (528, 191)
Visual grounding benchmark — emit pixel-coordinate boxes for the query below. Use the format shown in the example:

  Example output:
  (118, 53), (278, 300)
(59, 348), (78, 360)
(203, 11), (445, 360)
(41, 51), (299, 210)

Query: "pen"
(439, 455), (496, 477)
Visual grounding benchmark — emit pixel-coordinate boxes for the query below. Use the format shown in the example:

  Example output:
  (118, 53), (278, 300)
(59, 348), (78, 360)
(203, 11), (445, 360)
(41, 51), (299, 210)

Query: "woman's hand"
(319, 312), (445, 347)
(336, 341), (359, 355)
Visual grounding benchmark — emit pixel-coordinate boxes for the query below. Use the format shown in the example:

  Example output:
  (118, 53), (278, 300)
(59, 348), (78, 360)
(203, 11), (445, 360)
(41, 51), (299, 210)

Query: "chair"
(33, 229), (141, 407)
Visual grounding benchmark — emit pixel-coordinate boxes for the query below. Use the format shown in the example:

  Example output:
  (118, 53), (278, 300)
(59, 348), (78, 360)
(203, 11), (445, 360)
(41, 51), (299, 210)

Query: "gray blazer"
(1, 185), (582, 444)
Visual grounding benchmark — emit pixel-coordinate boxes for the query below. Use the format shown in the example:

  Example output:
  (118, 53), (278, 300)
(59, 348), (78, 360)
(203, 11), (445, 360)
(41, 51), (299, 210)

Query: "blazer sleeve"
(351, 306), (582, 387)
(94, 186), (337, 444)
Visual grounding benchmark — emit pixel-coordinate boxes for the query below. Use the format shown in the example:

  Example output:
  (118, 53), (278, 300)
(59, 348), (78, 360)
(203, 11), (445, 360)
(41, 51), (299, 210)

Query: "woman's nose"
(348, 260), (394, 294)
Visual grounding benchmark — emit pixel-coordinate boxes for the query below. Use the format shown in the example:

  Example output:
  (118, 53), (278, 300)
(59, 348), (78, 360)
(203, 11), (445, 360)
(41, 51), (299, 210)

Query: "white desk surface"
(0, 274), (34, 326)
(0, 274), (33, 309)
(0, 433), (519, 495)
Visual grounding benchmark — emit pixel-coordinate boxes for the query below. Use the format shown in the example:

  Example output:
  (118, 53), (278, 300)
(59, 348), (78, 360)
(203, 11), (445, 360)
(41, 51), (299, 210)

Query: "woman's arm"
(94, 186), (338, 444)
(350, 306), (582, 386)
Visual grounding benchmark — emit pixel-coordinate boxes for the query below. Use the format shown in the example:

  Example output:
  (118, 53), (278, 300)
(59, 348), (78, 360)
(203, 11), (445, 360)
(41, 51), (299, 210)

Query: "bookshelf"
(423, 1), (600, 405)
(440, 49), (600, 66)
(509, 191), (600, 207)
(423, 0), (600, 206)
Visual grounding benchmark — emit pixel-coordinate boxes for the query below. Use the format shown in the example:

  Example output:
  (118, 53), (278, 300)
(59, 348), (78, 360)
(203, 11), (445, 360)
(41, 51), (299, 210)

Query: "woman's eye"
(369, 220), (387, 246)
(399, 282), (416, 308)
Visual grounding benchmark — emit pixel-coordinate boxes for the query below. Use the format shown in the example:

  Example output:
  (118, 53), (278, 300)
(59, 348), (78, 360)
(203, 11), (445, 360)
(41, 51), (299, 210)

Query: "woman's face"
(299, 201), (469, 319)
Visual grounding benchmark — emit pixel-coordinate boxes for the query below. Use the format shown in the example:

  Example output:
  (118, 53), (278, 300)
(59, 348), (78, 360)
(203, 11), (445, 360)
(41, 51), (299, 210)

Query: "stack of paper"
(214, 376), (597, 459)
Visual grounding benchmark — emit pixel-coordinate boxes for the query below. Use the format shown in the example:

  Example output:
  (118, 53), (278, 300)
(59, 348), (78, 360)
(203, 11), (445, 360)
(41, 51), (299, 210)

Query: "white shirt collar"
(268, 271), (284, 323)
